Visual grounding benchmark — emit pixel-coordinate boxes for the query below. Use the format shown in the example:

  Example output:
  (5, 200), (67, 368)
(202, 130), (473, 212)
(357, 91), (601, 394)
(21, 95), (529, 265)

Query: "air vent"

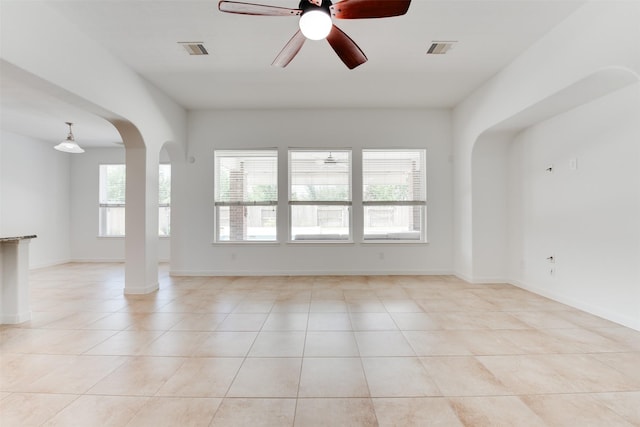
(427, 41), (457, 55)
(178, 42), (209, 55)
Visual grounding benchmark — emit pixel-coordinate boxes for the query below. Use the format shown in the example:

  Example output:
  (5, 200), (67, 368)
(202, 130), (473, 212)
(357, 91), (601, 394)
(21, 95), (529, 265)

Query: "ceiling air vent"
(178, 42), (209, 55)
(427, 41), (457, 55)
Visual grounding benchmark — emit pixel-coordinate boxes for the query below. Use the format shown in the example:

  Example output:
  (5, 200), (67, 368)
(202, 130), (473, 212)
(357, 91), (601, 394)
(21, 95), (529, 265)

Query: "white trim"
(211, 242), (280, 246)
(1, 312), (31, 324)
(29, 259), (74, 270)
(124, 283), (159, 295)
(453, 271), (474, 283)
(69, 258), (170, 263)
(170, 269), (453, 277)
(362, 240), (427, 245)
(465, 276), (510, 284)
(509, 279), (640, 331)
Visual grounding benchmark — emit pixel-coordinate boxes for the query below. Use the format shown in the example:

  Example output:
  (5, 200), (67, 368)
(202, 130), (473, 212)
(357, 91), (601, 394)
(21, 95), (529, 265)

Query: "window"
(289, 150), (351, 241)
(158, 164), (171, 237)
(362, 149), (426, 241)
(99, 164), (126, 236)
(214, 150), (278, 242)
(98, 164), (172, 237)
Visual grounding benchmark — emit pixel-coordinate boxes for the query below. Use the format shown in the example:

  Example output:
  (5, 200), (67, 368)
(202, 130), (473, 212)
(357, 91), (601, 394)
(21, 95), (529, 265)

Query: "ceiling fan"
(218, 0), (412, 69)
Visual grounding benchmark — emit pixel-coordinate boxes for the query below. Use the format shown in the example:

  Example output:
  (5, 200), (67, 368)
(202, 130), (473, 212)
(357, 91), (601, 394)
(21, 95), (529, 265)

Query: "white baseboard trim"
(124, 283), (159, 295)
(69, 258), (170, 263)
(1, 311), (31, 324)
(453, 272), (472, 283)
(30, 259), (74, 270)
(452, 271), (639, 331)
(169, 269), (454, 277)
(510, 279), (640, 331)
(468, 276), (510, 284)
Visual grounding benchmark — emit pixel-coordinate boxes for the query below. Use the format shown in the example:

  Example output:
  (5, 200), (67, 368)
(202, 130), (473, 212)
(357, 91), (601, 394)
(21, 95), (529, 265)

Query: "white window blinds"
(289, 150), (352, 241)
(214, 150), (278, 242)
(99, 164), (126, 236)
(362, 149), (426, 241)
(214, 150), (278, 206)
(289, 150), (351, 203)
(98, 164), (172, 237)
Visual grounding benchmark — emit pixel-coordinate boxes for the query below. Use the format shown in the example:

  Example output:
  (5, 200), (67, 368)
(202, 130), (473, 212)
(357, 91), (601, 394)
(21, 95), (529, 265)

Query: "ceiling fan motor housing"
(298, 0), (332, 14)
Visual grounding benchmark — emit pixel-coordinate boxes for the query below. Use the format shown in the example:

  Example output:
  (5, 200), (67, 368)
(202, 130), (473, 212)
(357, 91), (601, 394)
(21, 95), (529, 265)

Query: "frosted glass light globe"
(299, 10), (332, 40)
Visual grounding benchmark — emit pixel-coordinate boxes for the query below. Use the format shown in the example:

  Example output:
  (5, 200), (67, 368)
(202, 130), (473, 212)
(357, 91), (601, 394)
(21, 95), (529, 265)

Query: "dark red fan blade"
(330, 0), (411, 19)
(218, 1), (301, 16)
(326, 25), (367, 69)
(307, 0), (322, 5)
(272, 30), (307, 67)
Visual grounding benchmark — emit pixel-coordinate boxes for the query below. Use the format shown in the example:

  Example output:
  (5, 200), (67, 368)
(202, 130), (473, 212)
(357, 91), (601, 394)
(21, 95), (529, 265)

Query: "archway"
(469, 67), (640, 329)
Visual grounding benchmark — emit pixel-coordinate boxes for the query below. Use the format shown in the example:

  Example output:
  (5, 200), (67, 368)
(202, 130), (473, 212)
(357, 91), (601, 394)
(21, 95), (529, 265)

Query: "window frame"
(98, 163), (172, 238)
(362, 149), (427, 243)
(213, 149), (279, 243)
(98, 164), (127, 237)
(288, 149), (353, 243)
(158, 163), (171, 238)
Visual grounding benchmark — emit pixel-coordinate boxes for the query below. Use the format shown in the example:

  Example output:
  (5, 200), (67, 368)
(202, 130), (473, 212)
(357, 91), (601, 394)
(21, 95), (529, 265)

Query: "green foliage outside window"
(365, 184), (409, 201)
(104, 165), (126, 203)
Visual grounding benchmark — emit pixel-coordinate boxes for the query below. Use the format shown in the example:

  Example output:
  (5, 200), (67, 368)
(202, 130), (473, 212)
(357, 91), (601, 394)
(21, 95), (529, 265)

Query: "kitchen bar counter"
(1, 235), (37, 324)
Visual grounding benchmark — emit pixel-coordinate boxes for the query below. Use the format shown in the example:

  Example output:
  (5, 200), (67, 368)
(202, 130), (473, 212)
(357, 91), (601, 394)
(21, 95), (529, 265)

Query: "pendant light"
(54, 122), (84, 153)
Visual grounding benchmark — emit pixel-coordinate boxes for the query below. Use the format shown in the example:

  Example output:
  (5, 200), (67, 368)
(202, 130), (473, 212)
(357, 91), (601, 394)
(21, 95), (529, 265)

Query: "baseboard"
(453, 271), (473, 283)
(124, 282), (159, 295)
(509, 279), (640, 331)
(169, 269), (454, 277)
(1, 312), (31, 324)
(30, 259), (73, 270)
(453, 271), (509, 284)
(467, 276), (510, 284)
(69, 258), (169, 263)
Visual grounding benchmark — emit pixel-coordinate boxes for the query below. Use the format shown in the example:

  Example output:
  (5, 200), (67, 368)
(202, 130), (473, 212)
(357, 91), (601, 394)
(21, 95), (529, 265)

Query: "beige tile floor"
(1, 263), (640, 426)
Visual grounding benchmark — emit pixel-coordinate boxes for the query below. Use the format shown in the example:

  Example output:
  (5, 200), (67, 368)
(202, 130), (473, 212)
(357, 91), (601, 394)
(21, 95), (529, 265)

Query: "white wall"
(70, 147), (170, 262)
(0, 130), (70, 268)
(171, 108), (453, 275)
(471, 133), (510, 282)
(452, 1), (640, 281)
(508, 83), (640, 330)
(2, 2), (187, 292)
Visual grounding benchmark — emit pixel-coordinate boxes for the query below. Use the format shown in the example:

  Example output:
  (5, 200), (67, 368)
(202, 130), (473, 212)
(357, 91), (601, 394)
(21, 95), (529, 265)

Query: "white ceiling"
(0, 0), (585, 147)
(0, 61), (124, 147)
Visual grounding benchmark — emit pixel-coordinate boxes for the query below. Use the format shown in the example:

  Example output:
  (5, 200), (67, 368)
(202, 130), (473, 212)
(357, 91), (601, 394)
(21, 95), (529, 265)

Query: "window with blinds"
(214, 150), (278, 242)
(289, 150), (352, 241)
(362, 149), (426, 241)
(98, 164), (172, 237)
(99, 164), (126, 236)
(158, 164), (171, 237)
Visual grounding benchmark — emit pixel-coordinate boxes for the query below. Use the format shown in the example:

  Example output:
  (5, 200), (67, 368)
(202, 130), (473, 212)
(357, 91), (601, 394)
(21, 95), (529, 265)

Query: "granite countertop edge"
(0, 235), (37, 242)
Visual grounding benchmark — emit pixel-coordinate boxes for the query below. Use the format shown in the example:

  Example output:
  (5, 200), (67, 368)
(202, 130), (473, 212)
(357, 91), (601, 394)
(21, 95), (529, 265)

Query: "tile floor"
(1, 263), (640, 426)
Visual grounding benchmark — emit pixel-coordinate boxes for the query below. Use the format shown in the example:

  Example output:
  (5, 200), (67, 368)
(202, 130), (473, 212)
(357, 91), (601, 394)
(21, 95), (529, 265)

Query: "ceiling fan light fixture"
(324, 152), (337, 164)
(299, 10), (332, 40)
(54, 122), (84, 154)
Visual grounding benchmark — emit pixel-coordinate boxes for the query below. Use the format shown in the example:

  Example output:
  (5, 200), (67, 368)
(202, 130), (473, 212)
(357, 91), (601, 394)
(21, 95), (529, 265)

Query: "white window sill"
(362, 240), (428, 244)
(97, 236), (171, 239)
(212, 241), (280, 246)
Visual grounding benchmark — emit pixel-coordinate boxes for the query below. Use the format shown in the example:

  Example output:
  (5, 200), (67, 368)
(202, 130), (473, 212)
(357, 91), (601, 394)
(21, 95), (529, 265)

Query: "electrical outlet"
(569, 157), (578, 171)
